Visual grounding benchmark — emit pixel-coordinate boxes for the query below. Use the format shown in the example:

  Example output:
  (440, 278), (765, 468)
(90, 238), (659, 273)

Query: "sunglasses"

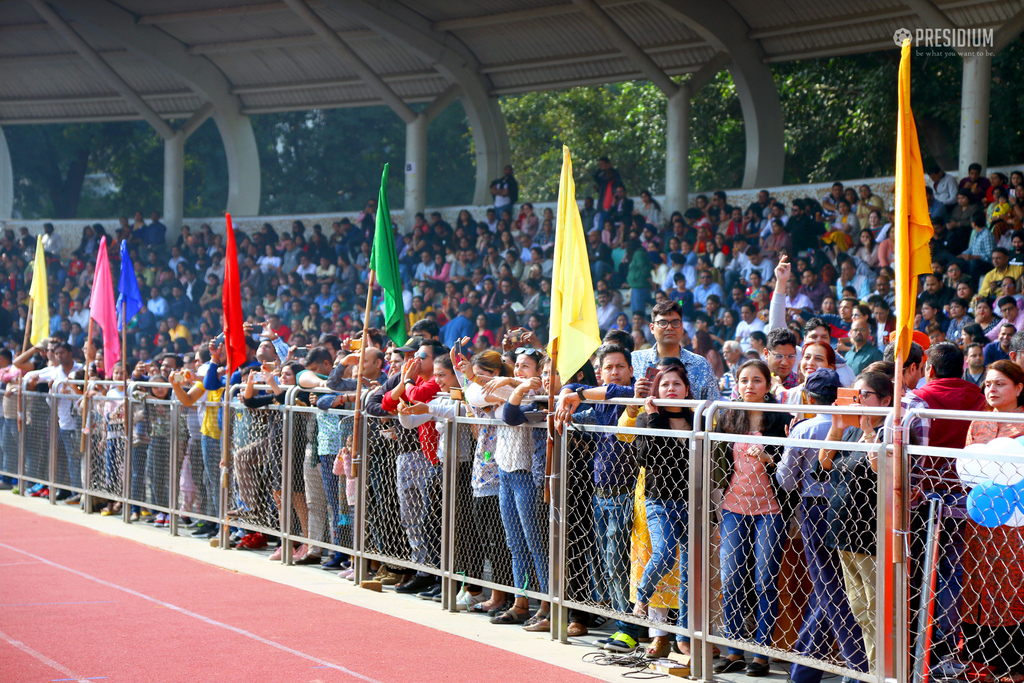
(514, 347), (545, 357)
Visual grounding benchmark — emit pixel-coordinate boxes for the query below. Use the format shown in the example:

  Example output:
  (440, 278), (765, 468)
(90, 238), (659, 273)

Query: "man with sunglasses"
(630, 301), (719, 401)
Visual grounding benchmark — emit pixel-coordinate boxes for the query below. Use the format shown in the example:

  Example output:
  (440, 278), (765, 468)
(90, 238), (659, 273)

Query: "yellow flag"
(29, 234), (49, 346)
(893, 40), (934, 360)
(547, 145), (601, 381)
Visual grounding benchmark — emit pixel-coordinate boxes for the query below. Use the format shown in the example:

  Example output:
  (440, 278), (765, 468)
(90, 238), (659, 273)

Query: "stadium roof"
(2, 0), (1021, 124)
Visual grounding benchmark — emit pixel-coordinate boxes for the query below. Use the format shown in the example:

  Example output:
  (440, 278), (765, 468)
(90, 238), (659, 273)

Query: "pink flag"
(89, 237), (120, 373)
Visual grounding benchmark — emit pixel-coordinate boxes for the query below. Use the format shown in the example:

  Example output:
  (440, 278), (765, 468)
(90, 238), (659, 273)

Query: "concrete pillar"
(215, 112), (261, 219)
(163, 130), (185, 243)
(0, 127), (12, 220)
(958, 53), (992, 178)
(664, 88), (690, 216)
(404, 112), (427, 233)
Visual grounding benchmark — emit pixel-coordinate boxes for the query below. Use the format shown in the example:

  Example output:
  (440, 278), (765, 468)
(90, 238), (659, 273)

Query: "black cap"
(396, 336), (426, 352)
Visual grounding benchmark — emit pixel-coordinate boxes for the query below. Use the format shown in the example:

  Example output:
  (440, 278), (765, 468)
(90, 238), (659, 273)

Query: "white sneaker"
(456, 590), (488, 611)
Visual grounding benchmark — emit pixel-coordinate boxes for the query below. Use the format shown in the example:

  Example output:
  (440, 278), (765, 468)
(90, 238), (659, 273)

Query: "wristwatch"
(576, 387), (587, 403)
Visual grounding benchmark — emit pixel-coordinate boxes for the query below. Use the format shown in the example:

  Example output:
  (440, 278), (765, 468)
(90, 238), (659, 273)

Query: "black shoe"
(745, 661), (770, 677)
(713, 658), (746, 674)
(395, 574), (435, 594)
(418, 582), (442, 600)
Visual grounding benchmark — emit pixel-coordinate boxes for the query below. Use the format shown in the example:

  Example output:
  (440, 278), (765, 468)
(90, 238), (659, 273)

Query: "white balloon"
(958, 438), (1024, 486)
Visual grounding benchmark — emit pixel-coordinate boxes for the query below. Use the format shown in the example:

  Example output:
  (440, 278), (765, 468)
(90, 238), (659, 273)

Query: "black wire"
(581, 650), (668, 679)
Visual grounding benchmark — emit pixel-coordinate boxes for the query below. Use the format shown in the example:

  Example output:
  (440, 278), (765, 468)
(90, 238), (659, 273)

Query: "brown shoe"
(567, 622), (588, 637)
(376, 566), (403, 586)
(646, 636), (672, 659)
(523, 615), (550, 632)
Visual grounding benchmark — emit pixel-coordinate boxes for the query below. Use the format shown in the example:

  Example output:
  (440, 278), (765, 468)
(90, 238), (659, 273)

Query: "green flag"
(368, 163), (407, 346)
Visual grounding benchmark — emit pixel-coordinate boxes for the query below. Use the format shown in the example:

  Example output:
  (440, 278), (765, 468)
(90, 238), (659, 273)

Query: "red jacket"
(913, 377), (986, 490)
(381, 375), (441, 464)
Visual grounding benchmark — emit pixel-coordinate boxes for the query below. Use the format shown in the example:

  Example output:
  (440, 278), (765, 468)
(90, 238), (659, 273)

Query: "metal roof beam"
(479, 39), (708, 74)
(0, 91), (195, 106)
(229, 71), (438, 95)
(569, 0), (679, 97)
(281, 0), (417, 124)
(763, 39), (896, 62)
(489, 64), (701, 96)
(187, 29), (374, 55)
(0, 112), (197, 125)
(28, 0), (176, 139)
(421, 84), (462, 124)
(994, 5), (1024, 52)
(239, 95), (436, 115)
(138, 3), (290, 25)
(432, 0), (640, 31)
(687, 50), (730, 93)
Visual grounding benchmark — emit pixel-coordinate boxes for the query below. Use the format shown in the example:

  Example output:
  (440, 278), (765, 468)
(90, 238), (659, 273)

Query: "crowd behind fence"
(10, 383), (1024, 683)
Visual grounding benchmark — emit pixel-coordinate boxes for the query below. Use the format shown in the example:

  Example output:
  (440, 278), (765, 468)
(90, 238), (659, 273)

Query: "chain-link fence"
(84, 389), (129, 507)
(21, 390), (55, 491)
(902, 407), (1024, 683)
(122, 391), (177, 517)
(225, 395), (288, 538)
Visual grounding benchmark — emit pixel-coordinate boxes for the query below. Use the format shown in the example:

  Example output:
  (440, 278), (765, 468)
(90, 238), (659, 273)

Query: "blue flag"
(117, 240), (143, 331)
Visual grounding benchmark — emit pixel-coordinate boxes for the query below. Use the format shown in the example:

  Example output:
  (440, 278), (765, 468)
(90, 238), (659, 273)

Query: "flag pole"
(544, 337), (558, 505)
(80, 319), (95, 453)
(121, 300), (128, 440)
(350, 269), (376, 479)
(18, 301), (33, 430)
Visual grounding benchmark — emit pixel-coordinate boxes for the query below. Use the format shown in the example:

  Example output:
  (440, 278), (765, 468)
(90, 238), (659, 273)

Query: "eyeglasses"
(770, 353), (797, 362)
(514, 347), (545, 357)
(653, 320), (683, 329)
(858, 389), (879, 401)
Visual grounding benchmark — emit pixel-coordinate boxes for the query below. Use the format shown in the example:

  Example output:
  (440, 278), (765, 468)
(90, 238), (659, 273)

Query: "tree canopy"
(5, 44), (1021, 218)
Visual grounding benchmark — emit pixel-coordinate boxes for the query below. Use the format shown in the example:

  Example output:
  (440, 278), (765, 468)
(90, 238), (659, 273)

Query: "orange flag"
(893, 39), (934, 359)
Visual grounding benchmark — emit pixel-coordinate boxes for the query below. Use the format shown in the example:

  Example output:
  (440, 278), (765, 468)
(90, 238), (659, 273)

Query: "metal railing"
(13, 384), (1019, 683)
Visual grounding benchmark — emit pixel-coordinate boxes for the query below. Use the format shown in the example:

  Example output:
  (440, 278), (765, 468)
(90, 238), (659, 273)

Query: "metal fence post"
(17, 390), (26, 496)
(553, 422), (569, 643)
(280, 387), (296, 564)
(121, 390), (134, 523)
(689, 401), (711, 681)
(81, 386), (92, 513)
(352, 393), (369, 585)
(442, 415), (458, 612)
(698, 401), (722, 683)
(47, 392), (58, 503)
(168, 401), (180, 536)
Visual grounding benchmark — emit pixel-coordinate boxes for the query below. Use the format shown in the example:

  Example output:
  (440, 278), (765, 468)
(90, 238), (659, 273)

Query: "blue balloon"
(967, 481), (1019, 527)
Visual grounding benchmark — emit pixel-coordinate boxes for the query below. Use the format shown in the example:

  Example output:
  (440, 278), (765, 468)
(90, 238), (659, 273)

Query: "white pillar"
(664, 88), (690, 216)
(163, 130), (185, 245)
(958, 53), (992, 178)
(0, 127), (12, 220)
(404, 112), (427, 233)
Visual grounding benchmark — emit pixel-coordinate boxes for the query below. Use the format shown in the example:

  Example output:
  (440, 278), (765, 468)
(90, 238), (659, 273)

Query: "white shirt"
(42, 232), (63, 255)
(931, 172), (958, 206)
(257, 255), (281, 273)
(25, 362), (83, 430)
(734, 318), (765, 352)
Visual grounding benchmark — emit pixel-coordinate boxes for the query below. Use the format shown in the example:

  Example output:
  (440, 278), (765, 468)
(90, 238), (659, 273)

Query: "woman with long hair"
(713, 359), (794, 676)
(959, 360), (1024, 681)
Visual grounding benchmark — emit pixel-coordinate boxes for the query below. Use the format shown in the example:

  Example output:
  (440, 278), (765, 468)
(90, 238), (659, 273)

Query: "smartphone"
(450, 388), (463, 401)
(349, 338), (362, 351)
(645, 366), (658, 382)
(835, 387), (861, 429)
(453, 338), (462, 361)
(293, 347), (308, 359)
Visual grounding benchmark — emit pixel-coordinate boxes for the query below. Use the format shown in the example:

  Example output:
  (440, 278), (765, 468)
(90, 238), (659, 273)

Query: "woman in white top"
(257, 244), (282, 273)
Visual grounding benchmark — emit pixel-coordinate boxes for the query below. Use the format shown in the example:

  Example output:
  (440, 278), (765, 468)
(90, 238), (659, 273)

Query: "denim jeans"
(201, 434), (221, 517)
(595, 492), (634, 612)
(0, 417), (17, 477)
(318, 452), (341, 545)
(790, 503), (867, 683)
(146, 440), (168, 508)
(105, 438), (122, 493)
(130, 444), (148, 505)
(720, 510), (786, 656)
(639, 498), (689, 642)
(630, 288), (649, 316)
(58, 429), (82, 490)
(499, 469), (548, 594)
(396, 453), (440, 567)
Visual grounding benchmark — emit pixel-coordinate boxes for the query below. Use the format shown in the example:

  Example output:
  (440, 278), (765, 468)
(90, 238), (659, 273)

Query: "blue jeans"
(396, 453), (440, 567)
(130, 444), (147, 505)
(499, 469), (548, 594)
(58, 429), (82, 489)
(594, 492), (633, 613)
(318, 453), (341, 545)
(201, 434), (221, 517)
(790, 503), (867, 683)
(0, 417), (18, 478)
(640, 498), (689, 643)
(105, 438), (122, 493)
(720, 510), (786, 656)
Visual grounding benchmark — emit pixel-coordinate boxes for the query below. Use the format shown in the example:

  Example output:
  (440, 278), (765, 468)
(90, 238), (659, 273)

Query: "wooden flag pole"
(17, 302), (34, 431)
(543, 337), (558, 504)
(350, 269), (376, 479)
(80, 318), (95, 453)
(891, 346), (905, 564)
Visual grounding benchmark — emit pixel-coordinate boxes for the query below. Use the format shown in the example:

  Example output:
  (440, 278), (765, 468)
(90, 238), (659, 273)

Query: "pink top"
(722, 433), (781, 516)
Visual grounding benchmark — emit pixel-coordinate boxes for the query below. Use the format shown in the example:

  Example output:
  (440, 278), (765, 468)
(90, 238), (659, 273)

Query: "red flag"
(602, 181), (614, 211)
(222, 213), (246, 373)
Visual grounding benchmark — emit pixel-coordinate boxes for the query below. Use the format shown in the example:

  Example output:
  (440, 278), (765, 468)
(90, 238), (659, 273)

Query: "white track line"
(0, 629), (91, 683)
(0, 542), (383, 683)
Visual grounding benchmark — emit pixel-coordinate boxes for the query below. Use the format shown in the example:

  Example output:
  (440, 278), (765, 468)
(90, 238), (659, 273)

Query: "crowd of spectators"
(3, 157), (1024, 679)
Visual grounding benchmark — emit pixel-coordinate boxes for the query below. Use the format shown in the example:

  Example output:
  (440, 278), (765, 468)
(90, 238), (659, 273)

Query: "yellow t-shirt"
(201, 387), (223, 440)
(170, 323), (193, 345)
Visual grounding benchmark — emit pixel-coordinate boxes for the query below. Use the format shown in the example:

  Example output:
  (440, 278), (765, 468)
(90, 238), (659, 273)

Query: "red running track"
(0, 504), (603, 683)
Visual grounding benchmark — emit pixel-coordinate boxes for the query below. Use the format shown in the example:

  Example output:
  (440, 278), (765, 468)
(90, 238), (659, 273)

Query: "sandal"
(523, 611), (549, 627)
(489, 608), (529, 625)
